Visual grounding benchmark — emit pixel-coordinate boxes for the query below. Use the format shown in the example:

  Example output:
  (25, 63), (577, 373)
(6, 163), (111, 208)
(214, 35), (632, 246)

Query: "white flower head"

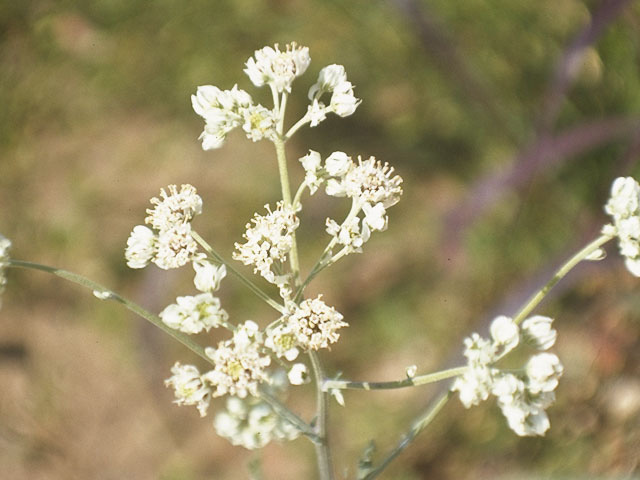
(308, 64), (348, 100)
(325, 216), (368, 254)
(287, 296), (348, 351)
(0, 234), (11, 308)
(452, 366), (495, 408)
(288, 363), (309, 385)
(164, 363), (211, 417)
(160, 293), (228, 334)
(526, 353), (563, 394)
(330, 80), (361, 117)
(604, 177), (640, 276)
(233, 202), (299, 285)
(307, 99), (327, 127)
(193, 255), (227, 292)
(489, 315), (520, 355)
(244, 43), (311, 93)
(521, 315), (557, 350)
(299, 150), (324, 194)
(325, 151), (353, 177)
(145, 184), (202, 233)
(329, 156), (403, 208)
(265, 323), (299, 361)
(192, 85), (253, 150)
(214, 395), (300, 449)
(362, 202), (388, 232)
(154, 223), (199, 270)
(241, 104), (276, 142)
(203, 321), (271, 398)
(125, 225), (156, 269)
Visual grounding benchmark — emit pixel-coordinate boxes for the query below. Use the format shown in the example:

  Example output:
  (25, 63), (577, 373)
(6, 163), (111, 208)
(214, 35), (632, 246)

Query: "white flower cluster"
(452, 315), (563, 436)
(193, 43), (360, 151)
(307, 64), (361, 126)
(165, 363), (212, 417)
(0, 234), (11, 309)
(203, 321), (272, 398)
(214, 395), (300, 450)
(245, 42), (310, 93)
(604, 176), (640, 276)
(125, 185), (202, 270)
(285, 296), (348, 351)
(233, 202), (299, 295)
(160, 293), (228, 334)
(296, 151), (403, 255)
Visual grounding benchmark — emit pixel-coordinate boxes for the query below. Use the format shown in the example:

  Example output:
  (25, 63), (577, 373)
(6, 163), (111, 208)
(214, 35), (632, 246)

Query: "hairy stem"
(323, 366), (467, 391)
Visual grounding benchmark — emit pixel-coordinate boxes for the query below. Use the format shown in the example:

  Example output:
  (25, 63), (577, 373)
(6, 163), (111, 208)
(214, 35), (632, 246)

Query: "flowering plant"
(2, 43), (638, 479)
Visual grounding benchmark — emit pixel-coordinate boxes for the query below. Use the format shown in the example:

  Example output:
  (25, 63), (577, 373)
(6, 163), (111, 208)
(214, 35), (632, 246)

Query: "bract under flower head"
(244, 43), (311, 93)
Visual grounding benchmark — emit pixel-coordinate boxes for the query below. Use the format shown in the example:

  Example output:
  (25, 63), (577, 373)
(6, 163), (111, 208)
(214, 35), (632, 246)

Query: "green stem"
(274, 137), (301, 285)
(309, 351), (334, 480)
(9, 259), (211, 362)
(513, 233), (613, 325)
(191, 230), (285, 314)
(284, 113), (311, 141)
(323, 366), (467, 391)
(258, 386), (320, 442)
(361, 391), (453, 480)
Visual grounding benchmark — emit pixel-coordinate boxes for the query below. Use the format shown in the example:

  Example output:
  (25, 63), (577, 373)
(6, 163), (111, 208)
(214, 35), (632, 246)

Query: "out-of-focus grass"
(1, 1), (640, 478)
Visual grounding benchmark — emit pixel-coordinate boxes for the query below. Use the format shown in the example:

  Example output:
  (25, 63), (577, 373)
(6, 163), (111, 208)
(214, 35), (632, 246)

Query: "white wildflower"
(154, 223), (199, 270)
(287, 296), (348, 351)
(244, 43), (310, 93)
(192, 85), (253, 150)
(165, 363), (211, 417)
(452, 365), (495, 408)
(325, 151), (353, 177)
(0, 234), (11, 308)
(265, 323), (299, 361)
(330, 80), (360, 117)
(604, 177), (640, 276)
(160, 293), (228, 334)
(308, 64), (348, 101)
(203, 321), (271, 398)
(145, 184), (202, 232)
(192, 255), (227, 292)
(307, 99), (327, 127)
(299, 150), (324, 194)
(526, 353), (563, 394)
(521, 315), (556, 350)
(242, 104), (276, 142)
(325, 217), (369, 254)
(362, 202), (388, 232)
(463, 333), (497, 366)
(489, 315), (519, 355)
(328, 156), (403, 208)
(288, 363), (309, 385)
(124, 225), (156, 269)
(214, 395), (300, 449)
(233, 202), (299, 285)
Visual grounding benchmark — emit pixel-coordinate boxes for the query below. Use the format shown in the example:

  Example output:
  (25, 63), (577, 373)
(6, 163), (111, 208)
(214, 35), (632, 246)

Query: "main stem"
(309, 351), (334, 480)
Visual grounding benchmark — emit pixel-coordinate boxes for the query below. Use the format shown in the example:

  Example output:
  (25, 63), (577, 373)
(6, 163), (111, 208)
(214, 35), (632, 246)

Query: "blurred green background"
(1, 0), (640, 478)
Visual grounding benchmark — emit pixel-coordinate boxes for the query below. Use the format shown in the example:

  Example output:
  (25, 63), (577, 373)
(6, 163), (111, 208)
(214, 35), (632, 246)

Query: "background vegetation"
(1, 0), (639, 478)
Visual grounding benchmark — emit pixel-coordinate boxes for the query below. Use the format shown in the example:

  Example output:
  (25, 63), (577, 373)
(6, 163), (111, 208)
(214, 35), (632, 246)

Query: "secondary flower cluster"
(297, 150), (403, 255)
(452, 315), (563, 436)
(192, 42), (360, 151)
(159, 293), (228, 334)
(604, 176), (640, 276)
(232, 202), (299, 298)
(0, 234), (11, 309)
(214, 377), (300, 449)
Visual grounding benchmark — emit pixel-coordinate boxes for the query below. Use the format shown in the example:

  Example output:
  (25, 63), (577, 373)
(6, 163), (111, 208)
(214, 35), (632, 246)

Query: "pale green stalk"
(323, 366), (467, 391)
(309, 350), (335, 480)
(358, 232), (615, 477)
(284, 112), (312, 141)
(8, 259), (316, 442)
(190, 230), (285, 314)
(513, 233), (613, 325)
